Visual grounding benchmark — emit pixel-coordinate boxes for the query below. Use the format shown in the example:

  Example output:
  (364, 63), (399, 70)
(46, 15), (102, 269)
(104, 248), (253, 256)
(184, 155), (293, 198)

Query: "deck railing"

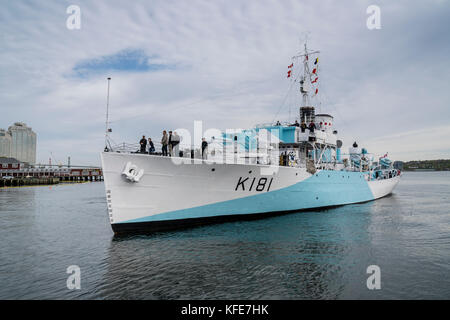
(110, 141), (164, 153)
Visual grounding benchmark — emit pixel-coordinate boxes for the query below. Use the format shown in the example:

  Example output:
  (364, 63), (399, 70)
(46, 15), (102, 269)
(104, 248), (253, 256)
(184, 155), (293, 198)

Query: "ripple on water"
(1, 173), (450, 299)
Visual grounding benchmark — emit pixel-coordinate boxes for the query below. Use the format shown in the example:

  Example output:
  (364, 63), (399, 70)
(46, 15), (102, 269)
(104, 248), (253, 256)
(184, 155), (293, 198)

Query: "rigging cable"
(271, 62), (302, 124)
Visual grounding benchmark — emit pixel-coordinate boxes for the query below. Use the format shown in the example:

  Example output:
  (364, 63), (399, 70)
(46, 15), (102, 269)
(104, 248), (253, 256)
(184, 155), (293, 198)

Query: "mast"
(301, 43), (309, 106)
(104, 77), (111, 152)
(293, 42), (319, 107)
(293, 42), (319, 122)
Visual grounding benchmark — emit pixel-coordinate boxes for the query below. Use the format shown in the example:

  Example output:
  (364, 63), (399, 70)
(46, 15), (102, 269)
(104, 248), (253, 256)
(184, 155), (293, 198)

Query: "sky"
(1, 0), (449, 166)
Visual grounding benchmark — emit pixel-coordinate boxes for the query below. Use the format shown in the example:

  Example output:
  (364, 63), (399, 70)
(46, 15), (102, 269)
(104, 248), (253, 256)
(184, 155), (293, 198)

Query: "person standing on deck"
(201, 138), (208, 160)
(148, 138), (155, 154)
(139, 135), (147, 153)
(161, 131), (168, 156)
(168, 131), (173, 156)
(172, 132), (180, 157)
(300, 121), (307, 133)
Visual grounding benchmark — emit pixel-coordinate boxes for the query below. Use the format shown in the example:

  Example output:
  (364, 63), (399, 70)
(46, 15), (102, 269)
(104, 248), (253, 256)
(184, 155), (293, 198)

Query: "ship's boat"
(101, 43), (401, 234)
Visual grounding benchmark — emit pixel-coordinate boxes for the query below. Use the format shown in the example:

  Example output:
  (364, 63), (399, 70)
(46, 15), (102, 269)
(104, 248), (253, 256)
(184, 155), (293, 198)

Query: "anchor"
(121, 162), (144, 183)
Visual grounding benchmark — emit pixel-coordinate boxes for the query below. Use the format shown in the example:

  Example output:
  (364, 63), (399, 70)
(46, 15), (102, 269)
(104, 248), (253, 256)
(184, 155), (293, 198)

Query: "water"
(0, 172), (449, 299)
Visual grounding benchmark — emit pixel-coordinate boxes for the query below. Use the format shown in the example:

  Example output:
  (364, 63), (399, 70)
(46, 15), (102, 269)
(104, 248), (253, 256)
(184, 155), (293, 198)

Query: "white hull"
(101, 152), (400, 233)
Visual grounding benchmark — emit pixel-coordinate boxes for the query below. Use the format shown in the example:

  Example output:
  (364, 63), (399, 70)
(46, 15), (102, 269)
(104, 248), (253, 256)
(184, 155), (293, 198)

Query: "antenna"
(104, 77), (111, 152)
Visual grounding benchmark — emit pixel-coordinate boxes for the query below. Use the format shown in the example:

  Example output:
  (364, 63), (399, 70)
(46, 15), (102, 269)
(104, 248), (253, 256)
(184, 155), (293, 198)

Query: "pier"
(0, 177), (60, 188)
(0, 164), (103, 187)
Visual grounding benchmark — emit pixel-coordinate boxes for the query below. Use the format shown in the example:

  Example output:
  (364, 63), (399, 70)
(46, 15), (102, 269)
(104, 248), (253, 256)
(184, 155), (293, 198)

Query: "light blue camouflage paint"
(122, 170), (375, 224)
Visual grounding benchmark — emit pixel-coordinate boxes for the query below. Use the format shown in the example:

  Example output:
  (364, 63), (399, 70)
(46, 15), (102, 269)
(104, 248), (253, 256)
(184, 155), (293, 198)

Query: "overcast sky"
(1, 0), (449, 165)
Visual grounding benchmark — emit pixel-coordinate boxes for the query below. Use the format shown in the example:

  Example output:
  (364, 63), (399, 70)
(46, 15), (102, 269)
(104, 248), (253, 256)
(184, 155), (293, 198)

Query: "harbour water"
(0, 172), (449, 299)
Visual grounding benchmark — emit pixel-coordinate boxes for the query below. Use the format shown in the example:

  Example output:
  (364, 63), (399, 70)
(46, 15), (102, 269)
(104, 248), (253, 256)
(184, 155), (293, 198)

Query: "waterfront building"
(6, 122), (37, 165)
(0, 129), (12, 158)
(0, 157), (24, 171)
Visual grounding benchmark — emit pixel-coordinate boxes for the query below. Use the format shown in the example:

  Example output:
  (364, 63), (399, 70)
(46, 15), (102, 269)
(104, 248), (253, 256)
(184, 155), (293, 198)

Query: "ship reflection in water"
(98, 199), (377, 299)
(0, 172), (449, 299)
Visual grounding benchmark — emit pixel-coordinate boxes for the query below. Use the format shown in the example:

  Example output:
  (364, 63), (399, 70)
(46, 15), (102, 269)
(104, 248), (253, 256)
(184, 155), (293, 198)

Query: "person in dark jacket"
(161, 131), (168, 156)
(148, 138), (155, 154)
(171, 132), (180, 157)
(308, 122), (316, 133)
(300, 121), (307, 133)
(139, 135), (147, 153)
(168, 131), (173, 156)
(201, 138), (208, 160)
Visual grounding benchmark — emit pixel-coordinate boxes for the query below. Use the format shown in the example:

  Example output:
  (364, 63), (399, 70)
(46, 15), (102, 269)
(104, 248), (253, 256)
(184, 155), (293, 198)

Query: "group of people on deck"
(139, 136), (155, 154)
(139, 132), (209, 159)
(301, 121), (317, 133)
(160, 130), (180, 156)
(276, 120), (317, 133)
(139, 130), (181, 156)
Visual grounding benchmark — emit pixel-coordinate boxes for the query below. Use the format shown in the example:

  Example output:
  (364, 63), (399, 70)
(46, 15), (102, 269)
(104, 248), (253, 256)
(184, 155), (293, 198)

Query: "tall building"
(0, 129), (12, 158)
(0, 122), (37, 165)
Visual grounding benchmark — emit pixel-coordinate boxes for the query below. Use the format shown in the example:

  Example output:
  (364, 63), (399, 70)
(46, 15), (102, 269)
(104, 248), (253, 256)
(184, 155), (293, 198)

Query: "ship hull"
(101, 152), (400, 234)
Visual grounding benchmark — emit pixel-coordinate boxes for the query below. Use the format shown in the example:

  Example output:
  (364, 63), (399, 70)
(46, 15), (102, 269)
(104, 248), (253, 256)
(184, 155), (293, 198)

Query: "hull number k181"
(235, 177), (274, 192)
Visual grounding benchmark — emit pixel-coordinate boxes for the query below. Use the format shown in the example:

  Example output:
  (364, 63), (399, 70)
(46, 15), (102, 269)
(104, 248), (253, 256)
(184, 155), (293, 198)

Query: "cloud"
(71, 48), (174, 78)
(0, 0), (449, 165)
(362, 125), (450, 161)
